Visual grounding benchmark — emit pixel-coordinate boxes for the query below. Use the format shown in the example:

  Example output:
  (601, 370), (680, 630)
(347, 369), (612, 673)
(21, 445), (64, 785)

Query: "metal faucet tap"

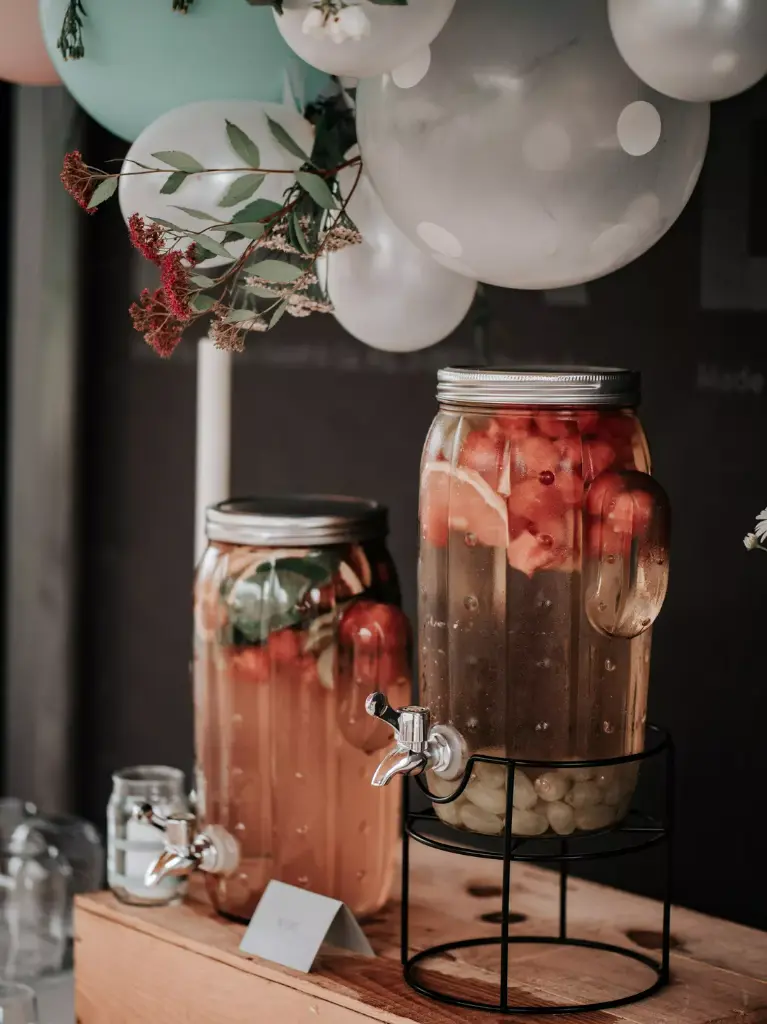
(135, 805), (239, 888)
(365, 692), (464, 787)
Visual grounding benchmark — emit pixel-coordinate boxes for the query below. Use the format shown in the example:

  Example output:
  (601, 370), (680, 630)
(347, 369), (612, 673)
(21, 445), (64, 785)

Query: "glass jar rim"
(206, 495), (388, 547)
(111, 765), (185, 788)
(436, 366), (640, 408)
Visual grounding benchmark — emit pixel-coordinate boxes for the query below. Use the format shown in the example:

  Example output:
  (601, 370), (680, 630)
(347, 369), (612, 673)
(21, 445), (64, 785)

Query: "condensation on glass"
(418, 368), (670, 838)
(195, 497), (411, 921)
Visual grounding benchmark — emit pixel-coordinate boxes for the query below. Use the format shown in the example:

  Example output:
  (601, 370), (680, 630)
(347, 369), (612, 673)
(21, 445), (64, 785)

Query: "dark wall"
(77, 83), (767, 930)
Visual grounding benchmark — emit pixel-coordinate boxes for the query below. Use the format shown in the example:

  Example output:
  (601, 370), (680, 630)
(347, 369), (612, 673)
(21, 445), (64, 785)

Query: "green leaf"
(296, 171), (337, 210)
(226, 222), (266, 241)
(160, 171), (189, 195)
(244, 283), (278, 299)
(151, 150), (204, 173)
(266, 116), (309, 162)
(247, 259), (303, 283)
(87, 177), (118, 209)
(219, 173), (265, 209)
(292, 212), (312, 256)
(172, 206), (217, 221)
(270, 301), (288, 328)
(231, 198), (283, 224)
(194, 235), (234, 260)
(189, 273), (213, 286)
(226, 308), (260, 323)
(190, 293), (216, 313)
(225, 120), (261, 167)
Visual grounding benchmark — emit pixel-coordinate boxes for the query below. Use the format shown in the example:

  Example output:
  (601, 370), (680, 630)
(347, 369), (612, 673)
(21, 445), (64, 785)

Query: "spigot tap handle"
(365, 692), (402, 733)
(133, 802), (168, 832)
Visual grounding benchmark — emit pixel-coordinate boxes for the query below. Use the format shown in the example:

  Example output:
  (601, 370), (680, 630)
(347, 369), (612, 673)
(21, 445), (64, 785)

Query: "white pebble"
(466, 780), (507, 816)
(544, 800), (575, 836)
(565, 781), (603, 809)
(434, 799), (462, 827)
(511, 808), (549, 836)
(595, 766), (618, 788)
(574, 805), (616, 831)
(460, 802), (504, 835)
(601, 780), (624, 806)
(474, 760), (507, 789)
(534, 771), (571, 802)
(512, 769), (538, 810)
(428, 772), (458, 798)
(561, 766), (596, 782)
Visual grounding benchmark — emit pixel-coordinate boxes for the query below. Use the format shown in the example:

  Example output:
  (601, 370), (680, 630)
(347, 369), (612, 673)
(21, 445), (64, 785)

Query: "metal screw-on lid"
(206, 496), (388, 547)
(437, 366), (641, 408)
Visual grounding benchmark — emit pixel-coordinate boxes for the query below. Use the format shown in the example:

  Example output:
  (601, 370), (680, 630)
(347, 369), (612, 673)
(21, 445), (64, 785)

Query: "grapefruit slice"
(421, 461), (508, 548)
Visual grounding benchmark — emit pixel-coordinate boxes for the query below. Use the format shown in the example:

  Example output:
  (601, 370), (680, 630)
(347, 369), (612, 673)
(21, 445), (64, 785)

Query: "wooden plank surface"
(75, 844), (767, 1024)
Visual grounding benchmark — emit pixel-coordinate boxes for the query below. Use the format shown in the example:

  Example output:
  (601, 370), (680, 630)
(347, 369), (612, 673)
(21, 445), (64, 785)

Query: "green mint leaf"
(87, 177), (117, 209)
(189, 273), (213, 287)
(226, 309), (260, 323)
(172, 206), (217, 221)
(190, 293), (216, 313)
(160, 171), (189, 195)
(226, 222), (266, 241)
(247, 259), (303, 283)
(193, 235), (234, 260)
(225, 120), (261, 168)
(151, 150), (204, 173)
(266, 116), (309, 162)
(296, 171), (337, 210)
(219, 173), (265, 209)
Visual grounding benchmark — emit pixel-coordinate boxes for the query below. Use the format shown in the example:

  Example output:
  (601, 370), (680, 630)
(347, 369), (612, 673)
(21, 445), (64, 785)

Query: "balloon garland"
(54, 0), (764, 355)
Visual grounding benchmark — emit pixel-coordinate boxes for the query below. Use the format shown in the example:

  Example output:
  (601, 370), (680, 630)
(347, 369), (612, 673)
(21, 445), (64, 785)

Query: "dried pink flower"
(60, 150), (97, 213)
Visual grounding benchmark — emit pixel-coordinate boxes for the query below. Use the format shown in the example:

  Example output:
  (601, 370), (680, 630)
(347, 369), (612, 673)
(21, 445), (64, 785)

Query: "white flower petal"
(337, 4), (371, 41)
(744, 533), (759, 550)
(755, 521), (767, 541)
(756, 508), (767, 521)
(327, 14), (349, 43)
(302, 6), (327, 37)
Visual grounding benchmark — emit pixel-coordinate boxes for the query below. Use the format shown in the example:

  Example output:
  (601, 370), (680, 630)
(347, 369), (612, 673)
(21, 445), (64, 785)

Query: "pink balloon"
(0, 0), (60, 86)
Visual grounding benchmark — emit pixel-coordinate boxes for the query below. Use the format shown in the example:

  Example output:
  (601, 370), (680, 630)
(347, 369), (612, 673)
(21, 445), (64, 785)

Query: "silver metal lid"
(437, 366), (641, 408)
(206, 496), (388, 547)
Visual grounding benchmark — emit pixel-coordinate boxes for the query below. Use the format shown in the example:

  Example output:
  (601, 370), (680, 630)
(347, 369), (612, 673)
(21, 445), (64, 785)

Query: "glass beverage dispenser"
(141, 497), (411, 921)
(368, 368), (670, 838)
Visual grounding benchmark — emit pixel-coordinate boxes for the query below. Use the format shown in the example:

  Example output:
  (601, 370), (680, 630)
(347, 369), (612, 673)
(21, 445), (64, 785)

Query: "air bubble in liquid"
(358, 820), (370, 835)
(606, 555), (616, 565)
(298, 876), (309, 886)
(465, 532), (478, 547)
(605, 659), (616, 672)
(598, 601), (607, 612)
(535, 721), (550, 733)
(295, 772), (304, 780)
(536, 657), (552, 669)
(232, 714), (243, 725)
(467, 716), (479, 732)
(603, 721), (615, 734)
(234, 822), (246, 832)
(356, 870), (366, 881)
(464, 595), (479, 612)
(296, 825), (309, 835)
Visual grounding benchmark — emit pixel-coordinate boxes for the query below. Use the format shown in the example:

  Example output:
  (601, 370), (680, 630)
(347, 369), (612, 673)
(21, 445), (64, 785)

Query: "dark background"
(56, 81), (767, 930)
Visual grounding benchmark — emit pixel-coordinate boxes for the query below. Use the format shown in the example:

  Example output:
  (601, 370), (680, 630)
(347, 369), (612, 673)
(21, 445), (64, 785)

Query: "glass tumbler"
(0, 982), (39, 1024)
(0, 832), (68, 979)
(107, 766), (189, 906)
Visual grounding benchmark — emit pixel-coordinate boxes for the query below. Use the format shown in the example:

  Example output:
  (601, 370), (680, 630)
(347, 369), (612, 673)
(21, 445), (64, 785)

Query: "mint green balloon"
(39, 0), (329, 141)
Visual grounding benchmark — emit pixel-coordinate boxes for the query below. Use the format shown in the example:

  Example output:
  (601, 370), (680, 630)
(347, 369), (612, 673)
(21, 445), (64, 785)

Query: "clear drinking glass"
(107, 767), (188, 906)
(0, 982), (39, 1024)
(0, 832), (68, 979)
(419, 368), (670, 838)
(0, 800), (37, 839)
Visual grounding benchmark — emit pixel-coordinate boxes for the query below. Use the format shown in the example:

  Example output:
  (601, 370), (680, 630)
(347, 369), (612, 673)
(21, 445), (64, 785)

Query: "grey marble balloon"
(356, 0), (710, 291)
(609, 0), (767, 103)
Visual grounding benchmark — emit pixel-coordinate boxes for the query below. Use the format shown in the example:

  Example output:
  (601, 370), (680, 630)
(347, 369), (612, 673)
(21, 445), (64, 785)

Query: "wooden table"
(75, 844), (767, 1023)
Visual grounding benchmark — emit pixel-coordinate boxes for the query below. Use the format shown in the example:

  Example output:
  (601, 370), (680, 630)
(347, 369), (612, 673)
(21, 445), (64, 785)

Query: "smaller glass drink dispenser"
(368, 367), (670, 838)
(139, 497), (411, 921)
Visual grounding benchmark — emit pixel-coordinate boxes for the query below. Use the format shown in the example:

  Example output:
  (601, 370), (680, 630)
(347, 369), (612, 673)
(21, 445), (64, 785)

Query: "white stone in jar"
(565, 781), (603, 809)
(428, 772), (459, 799)
(574, 805), (616, 831)
(601, 779), (624, 806)
(466, 779), (507, 816)
(460, 802), (504, 835)
(434, 799), (462, 827)
(512, 769), (538, 810)
(544, 800), (575, 836)
(561, 766), (596, 782)
(534, 771), (571, 802)
(511, 808), (548, 836)
(473, 760), (507, 790)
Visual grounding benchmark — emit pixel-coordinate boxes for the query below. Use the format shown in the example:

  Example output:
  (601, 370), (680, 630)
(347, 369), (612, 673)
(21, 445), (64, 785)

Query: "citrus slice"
(421, 461), (508, 548)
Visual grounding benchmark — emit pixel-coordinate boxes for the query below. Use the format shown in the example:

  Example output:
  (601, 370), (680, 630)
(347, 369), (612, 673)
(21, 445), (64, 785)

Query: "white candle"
(195, 335), (232, 565)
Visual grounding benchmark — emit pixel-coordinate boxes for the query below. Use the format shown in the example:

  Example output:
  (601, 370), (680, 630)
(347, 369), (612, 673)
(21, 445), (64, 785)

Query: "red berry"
(539, 470), (555, 486)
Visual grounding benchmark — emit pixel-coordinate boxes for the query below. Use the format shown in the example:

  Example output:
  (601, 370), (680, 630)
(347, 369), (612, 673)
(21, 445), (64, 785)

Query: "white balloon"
(119, 100), (314, 269)
(324, 169), (476, 352)
(357, 0), (711, 291)
(609, 0), (767, 102)
(274, 0), (455, 79)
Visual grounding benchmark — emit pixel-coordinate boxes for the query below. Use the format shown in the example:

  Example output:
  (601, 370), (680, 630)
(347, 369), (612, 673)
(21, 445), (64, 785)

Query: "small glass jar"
(0, 982), (39, 1024)
(0, 832), (69, 979)
(107, 766), (188, 906)
(418, 368), (670, 838)
(194, 497), (411, 921)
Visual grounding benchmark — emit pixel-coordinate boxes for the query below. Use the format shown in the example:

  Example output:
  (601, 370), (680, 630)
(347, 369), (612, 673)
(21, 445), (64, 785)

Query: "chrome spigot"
(134, 804), (239, 888)
(365, 692), (464, 787)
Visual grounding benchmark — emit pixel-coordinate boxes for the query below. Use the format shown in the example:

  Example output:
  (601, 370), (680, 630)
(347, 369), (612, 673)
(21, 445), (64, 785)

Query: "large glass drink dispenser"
(143, 497), (411, 921)
(368, 368), (670, 838)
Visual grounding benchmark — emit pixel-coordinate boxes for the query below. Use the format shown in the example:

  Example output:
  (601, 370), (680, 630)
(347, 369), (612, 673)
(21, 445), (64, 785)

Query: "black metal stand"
(401, 725), (674, 1016)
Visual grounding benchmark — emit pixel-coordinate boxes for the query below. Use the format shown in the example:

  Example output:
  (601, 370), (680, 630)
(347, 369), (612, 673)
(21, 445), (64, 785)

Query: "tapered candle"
(195, 334), (232, 565)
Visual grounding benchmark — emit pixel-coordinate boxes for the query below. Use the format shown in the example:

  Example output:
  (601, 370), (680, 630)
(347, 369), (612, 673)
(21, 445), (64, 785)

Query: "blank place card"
(239, 880), (375, 974)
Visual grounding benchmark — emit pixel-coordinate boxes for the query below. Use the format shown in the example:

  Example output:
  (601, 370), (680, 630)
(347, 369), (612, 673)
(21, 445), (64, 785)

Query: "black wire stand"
(401, 725), (674, 1016)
